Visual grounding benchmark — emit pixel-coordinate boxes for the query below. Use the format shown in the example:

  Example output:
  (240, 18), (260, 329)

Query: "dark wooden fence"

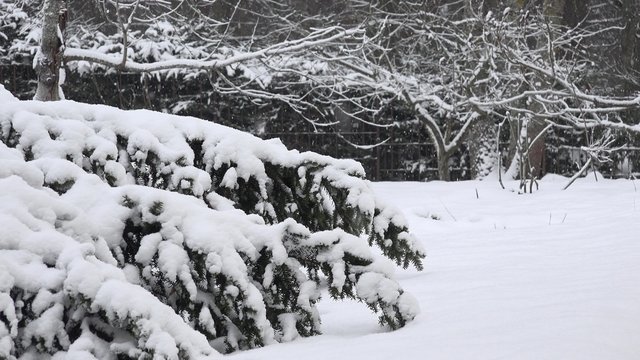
(263, 128), (468, 181)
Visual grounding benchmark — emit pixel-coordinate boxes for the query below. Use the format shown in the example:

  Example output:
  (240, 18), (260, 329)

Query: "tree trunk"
(509, 0), (567, 179)
(467, 117), (498, 179)
(621, 0), (640, 93)
(526, 118), (547, 179)
(562, 0), (587, 27)
(437, 151), (451, 181)
(34, 0), (66, 101)
(504, 116), (547, 180)
(504, 117), (523, 179)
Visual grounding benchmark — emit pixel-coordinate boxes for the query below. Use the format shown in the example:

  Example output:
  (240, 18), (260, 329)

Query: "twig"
(563, 157), (593, 190)
(438, 198), (457, 222)
(497, 120), (505, 190)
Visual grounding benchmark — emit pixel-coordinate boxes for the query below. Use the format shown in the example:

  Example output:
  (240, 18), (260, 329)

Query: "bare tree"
(319, 2), (640, 182)
(35, 0), (368, 117)
(31, 0), (640, 182)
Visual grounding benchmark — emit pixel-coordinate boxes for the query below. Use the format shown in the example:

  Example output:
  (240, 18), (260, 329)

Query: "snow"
(0, 99), (367, 189)
(230, 177), (640, 360)
(0, 95), (422, 358)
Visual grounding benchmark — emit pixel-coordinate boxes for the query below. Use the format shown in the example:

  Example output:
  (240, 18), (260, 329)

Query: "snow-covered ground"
(231, 176), (640, 360)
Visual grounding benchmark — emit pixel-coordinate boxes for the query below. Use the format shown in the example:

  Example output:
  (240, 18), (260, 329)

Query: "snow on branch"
(64, 27), (363, 73)
(0, 90), (424, 358)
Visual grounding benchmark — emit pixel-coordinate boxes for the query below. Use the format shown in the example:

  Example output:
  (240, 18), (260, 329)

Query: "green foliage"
(0, 99), (425, 358)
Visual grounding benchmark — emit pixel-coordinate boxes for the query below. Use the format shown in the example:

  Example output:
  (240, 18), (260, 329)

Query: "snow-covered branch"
(64, 27), (362, 73)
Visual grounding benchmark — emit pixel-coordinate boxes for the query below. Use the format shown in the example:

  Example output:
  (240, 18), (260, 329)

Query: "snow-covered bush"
(0, 86), (424, 358)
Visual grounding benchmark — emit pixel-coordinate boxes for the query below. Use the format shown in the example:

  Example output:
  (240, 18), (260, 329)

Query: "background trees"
(1, 0), (639, 182)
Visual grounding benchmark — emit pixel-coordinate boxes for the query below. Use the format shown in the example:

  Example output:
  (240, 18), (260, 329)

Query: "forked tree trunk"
(34, 0), (66, 101)
(504, 0), (569, 180)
